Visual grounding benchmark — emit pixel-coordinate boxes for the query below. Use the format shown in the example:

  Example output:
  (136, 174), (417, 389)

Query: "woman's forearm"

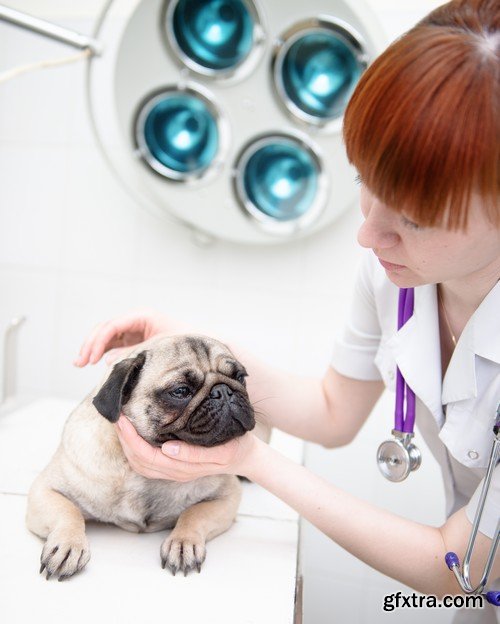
(243, 438), (457, 597)
(227, 344), (384, 448)
(230, 351), (333, 445)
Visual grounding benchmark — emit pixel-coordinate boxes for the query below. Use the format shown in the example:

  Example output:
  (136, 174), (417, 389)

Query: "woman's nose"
(357, 211), (400, 249)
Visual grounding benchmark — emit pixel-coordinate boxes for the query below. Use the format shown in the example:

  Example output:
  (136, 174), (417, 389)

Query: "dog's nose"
(210, 384), (233, 400)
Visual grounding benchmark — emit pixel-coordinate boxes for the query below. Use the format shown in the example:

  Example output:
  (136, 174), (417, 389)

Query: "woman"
(75, 0), (499, 620)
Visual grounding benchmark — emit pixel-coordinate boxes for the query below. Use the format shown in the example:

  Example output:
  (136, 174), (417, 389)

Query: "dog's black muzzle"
(158, 383), (255, 447)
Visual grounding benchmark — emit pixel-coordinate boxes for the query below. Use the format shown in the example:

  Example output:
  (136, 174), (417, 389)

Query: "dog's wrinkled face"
(92, 334), (255, 447)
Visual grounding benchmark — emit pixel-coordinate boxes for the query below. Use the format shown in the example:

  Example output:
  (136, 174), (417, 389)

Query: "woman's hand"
(73, 309), (188, 367)
(114, 415), (258, 481)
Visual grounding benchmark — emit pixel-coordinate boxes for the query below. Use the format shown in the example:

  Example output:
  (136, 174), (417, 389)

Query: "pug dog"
(26, 334), (258, 581)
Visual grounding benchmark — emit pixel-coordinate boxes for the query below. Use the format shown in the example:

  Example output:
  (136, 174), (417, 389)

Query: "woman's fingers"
(162, 438), (238, 466)
(87, 321), (134, 364)
(74, 321), (107, 366)
(74, 320), (121, 366)
(116, 415), (158, 463)
(115, 417), (173, 479)
(74, 316), (145, 366)
(104, 347), (134, 366)
(114, 416), (198, 481)
(114, 416), (233, 481)
(73, 309), (172, 368)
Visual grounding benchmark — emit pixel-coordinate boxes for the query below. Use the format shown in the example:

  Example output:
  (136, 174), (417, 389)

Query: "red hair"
(343, 0), (499, 229)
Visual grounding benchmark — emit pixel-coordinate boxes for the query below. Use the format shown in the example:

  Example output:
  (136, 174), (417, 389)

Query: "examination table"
(0, 398), (303, 623)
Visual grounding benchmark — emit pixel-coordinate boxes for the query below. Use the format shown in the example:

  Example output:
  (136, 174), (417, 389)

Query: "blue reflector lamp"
(274, 18), (368, 127)
(135, 88), (221, 180)
(169, 0), (255, 72)
(234, 134), (328, 235)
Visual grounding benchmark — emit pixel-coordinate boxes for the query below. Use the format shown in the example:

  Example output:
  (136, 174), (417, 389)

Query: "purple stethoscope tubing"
(395, 288), (416, 433)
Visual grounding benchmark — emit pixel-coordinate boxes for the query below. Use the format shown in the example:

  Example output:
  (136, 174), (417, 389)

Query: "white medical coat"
(331, 250), (499, 623)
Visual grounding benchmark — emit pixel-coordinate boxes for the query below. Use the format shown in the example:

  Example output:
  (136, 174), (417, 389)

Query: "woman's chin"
(384, 270), (424, 289)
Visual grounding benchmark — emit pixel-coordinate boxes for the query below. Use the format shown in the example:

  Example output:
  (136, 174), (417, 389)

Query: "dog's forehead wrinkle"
(166, 334), (234, 360)
(185, 368), (205, 386)
(217, 357), (238, 376)
(150, 369), (206, 394)
(142, 337), (239, 386)
(145, 357), (183, 383)
(161, 362), (197, 376)
(181, 336), (211, 362)
(147, 344), (184, 368)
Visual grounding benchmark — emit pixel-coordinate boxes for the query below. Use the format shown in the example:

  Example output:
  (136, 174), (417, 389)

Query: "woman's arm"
(244, 437), (499, 598)
(230, 352), (384, 448)
(119, 415), (496, 600)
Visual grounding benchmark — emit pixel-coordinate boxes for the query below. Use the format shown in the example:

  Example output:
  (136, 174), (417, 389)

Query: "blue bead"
(485, 591), (500, 606)
(142, 93), (218, 175)
(243, 141), (318, 221)
(444, 552), (460, 569)
(172, 0), (254, 70)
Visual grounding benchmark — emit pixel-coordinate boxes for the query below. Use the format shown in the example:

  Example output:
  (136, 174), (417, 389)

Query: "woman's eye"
(401, 215), (421, 230)
(169, 386), (192, 399)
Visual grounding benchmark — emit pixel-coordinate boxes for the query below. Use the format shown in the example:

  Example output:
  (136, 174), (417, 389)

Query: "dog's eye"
(235, 371), (247, 384)
(169, 386), (192, 399)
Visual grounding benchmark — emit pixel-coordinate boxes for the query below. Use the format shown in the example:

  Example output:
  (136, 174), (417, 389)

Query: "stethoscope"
(377, 287), (500, 606)
(376, 287), (421, 482)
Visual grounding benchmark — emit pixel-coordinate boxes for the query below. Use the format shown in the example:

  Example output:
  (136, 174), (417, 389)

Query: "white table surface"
(0, 398), (304, 624)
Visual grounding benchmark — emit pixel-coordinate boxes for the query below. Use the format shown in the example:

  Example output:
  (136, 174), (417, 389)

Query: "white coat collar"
(441, 279), (500, 404)
(385, 280), (500, 426)
(471, 280), (500, 365)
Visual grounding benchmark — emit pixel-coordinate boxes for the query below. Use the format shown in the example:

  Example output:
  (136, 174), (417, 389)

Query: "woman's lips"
(378, 258), (406, 271)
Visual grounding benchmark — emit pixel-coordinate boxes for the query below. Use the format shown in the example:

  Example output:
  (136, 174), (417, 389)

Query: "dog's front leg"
(161, 476), (241, 576)
(26, 476), (90, 580)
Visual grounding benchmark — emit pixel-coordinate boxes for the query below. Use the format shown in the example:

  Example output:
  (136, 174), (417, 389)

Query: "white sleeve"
(330, 252), (383, 381)
(465, 462), (500, 539)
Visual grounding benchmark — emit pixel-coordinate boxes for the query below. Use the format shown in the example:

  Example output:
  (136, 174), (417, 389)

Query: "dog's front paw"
(39, 529), (90, 581)
(160, 532), (207, 577)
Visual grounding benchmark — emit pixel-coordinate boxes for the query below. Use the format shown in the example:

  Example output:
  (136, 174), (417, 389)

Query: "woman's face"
(357, 186), (500, 288)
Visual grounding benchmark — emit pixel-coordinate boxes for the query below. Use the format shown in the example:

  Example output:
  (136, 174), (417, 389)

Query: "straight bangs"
(343, 20), (499, 230)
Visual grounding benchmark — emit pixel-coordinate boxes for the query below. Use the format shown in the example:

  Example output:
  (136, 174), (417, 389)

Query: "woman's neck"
(437, 258), (499, 379)
(439, 257), (500, 320)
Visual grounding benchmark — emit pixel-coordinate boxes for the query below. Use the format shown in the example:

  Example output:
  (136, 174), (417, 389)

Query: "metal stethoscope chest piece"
(377, 288), (422, 482)
(377, 430), (422, 482)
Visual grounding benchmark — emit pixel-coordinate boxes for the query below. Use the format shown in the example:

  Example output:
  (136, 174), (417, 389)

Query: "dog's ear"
(92, 351), (147, 423)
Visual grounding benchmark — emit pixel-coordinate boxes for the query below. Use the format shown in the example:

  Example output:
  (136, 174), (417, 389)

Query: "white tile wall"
(0, 1), (449, 623)
(0, 144), (67, 268)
